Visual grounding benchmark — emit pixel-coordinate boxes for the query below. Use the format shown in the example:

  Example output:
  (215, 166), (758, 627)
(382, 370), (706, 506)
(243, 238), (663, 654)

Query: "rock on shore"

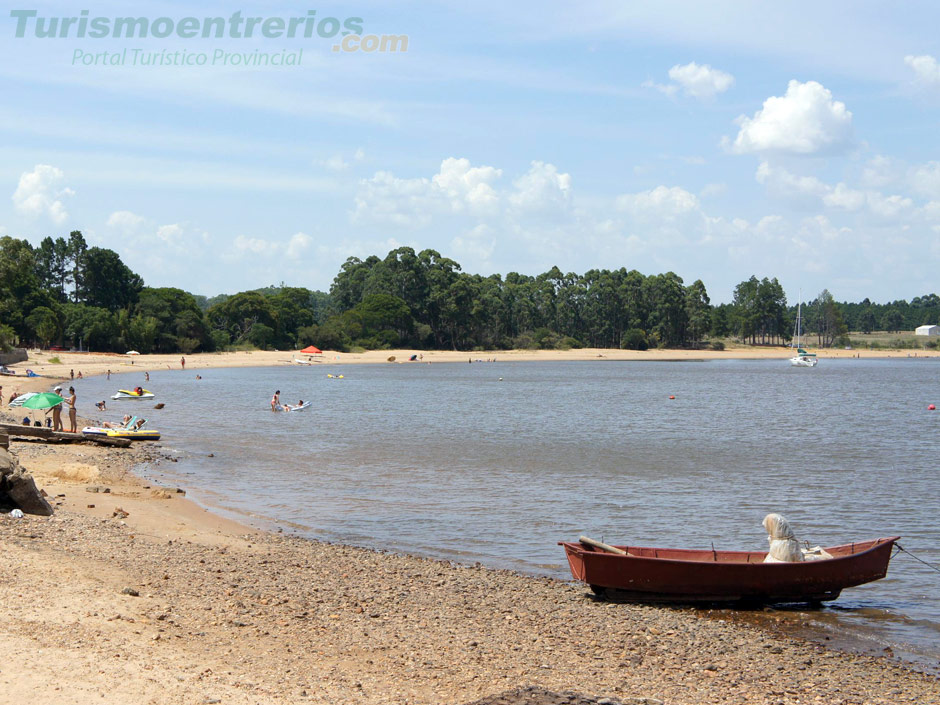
(0, 447), (53, 515)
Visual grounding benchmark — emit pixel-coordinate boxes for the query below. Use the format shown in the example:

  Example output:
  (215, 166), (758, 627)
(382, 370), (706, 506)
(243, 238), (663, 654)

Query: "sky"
(2, 1), (939, 304)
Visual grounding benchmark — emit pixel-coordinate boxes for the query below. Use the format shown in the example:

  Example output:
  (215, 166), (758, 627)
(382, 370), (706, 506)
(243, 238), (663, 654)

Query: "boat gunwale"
(559, 536), (899, 569)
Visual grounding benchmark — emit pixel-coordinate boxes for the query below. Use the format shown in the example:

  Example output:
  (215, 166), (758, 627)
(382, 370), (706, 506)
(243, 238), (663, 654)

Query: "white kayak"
(280, 401), (312, 412)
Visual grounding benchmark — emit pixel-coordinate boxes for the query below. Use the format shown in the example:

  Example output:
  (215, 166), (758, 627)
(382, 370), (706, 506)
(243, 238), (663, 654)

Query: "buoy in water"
(929, 404), (936, 411)
(669, 395), (675, 400)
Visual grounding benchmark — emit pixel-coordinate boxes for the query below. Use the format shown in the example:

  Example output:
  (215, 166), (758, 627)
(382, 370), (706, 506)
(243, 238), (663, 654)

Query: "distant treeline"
(0, 234), (937, 353)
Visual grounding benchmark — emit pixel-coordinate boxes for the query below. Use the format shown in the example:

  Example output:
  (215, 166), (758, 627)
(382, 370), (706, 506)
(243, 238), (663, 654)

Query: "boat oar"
(579, 535), (626, 555)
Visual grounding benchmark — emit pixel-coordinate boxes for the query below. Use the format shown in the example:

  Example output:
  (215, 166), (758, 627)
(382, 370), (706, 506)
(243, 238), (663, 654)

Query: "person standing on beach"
(271, 390), (280, 411)
(107, 369), (111, 380)
(181, 356), (186, 370)
(52, 386), (63, 431)
(67, 386), (77, 433)
(70, 369), (74, 380)
(0, 386), (3, 407)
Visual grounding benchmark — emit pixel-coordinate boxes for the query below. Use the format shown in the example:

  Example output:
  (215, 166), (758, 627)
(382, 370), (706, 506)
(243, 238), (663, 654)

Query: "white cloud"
(286, 231), (312, 258)
(12, 164), (73, 224)
(353, 170), (436, 227)
(319, 148), (366, 172)
(156, 224), (185, 243)
(353, 157), (506, 225)
(822, 183), (866, 210)
(667, 62), (735, 99)
(432, 157), (502, 213)
(904, 54), (940, 87)
(756, 161), (827, 200)
(866, 193), (913, 218)
(910, 161), (940, 197)
(106, 210), (145, 230)
(642, 62), (733, 100)
(729, 80), (853, 155)
(860, 155), (902, 189)
(756, 162), (915, 221)
(450, 223), (496, 264)
(321, 154), (350, 171)
(617, 185), (699, 219)
(233, 235), (275, 255)
(509, 161), (571, 212)
(641, 78), (678, 98)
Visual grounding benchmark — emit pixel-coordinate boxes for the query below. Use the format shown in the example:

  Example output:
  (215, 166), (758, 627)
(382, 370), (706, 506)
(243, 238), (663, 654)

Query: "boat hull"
(105, 429), (161, 441)
(790, 356), (818, 367)
(560, 537), (898, 604)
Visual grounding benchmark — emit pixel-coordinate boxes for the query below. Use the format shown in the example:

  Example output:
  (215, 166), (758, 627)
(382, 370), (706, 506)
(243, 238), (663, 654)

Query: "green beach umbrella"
(22, 392), (64, 409)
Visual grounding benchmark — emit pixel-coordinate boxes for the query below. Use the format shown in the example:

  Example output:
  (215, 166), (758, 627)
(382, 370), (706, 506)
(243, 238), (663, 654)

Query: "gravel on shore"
(2, 489), (937, 704)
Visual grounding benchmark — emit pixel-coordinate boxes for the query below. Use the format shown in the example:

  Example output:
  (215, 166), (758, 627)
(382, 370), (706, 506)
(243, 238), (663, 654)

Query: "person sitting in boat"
(134, 386), (143, 395)
(133, 418), (146, 430)
(762, 513), (802, 563)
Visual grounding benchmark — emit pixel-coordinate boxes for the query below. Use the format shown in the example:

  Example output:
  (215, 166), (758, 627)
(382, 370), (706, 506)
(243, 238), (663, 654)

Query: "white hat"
(54, 386), (62, 391)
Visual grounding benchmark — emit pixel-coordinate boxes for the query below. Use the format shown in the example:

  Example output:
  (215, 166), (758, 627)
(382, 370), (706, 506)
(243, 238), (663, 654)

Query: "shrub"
(710, 340), (725, 351)
(48, 355), (62, 364)
(512, 332), (538, 350)
(210, 329), (230, 351)
(621, 328), (649, 351)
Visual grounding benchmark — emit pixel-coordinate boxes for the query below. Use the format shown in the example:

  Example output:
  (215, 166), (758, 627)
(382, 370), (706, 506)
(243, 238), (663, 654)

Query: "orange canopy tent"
(300, 345), (322, 354)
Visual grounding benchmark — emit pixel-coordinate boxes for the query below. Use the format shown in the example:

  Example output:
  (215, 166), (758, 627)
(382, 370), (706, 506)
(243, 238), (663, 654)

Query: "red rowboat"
(560, 536), (900, 603)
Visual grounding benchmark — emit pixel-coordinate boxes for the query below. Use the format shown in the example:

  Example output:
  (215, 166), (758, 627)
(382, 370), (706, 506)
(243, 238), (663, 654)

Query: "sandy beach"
(1, 348), (938, 703)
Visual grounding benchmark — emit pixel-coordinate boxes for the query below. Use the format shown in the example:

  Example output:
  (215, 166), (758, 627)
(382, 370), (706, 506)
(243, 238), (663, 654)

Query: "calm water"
(75, 358), (940, 668)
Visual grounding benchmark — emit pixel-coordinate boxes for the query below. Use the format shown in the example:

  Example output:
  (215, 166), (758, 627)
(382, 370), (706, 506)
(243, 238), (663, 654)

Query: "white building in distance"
(915, 324), (940, 336)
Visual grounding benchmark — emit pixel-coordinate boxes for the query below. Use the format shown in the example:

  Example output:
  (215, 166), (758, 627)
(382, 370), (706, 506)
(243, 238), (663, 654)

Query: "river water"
(75, 358), (940, 669)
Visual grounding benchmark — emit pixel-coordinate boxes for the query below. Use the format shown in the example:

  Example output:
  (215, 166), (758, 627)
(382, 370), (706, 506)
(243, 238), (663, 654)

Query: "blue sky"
(2, 1), (939, 304)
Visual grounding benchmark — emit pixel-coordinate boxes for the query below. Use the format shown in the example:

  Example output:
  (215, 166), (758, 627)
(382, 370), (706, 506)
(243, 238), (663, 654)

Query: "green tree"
(881, 308), (903, 333)
(76, 247), (144, 311)
(685, 279), (711, 344)
(25, 306), (60, 348)
(810, 289), (848, 347)
(208, 291), (278, 346)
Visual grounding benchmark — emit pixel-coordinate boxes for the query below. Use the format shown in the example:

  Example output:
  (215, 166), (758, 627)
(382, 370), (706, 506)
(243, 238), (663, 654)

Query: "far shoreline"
(5, 343), (939, 397)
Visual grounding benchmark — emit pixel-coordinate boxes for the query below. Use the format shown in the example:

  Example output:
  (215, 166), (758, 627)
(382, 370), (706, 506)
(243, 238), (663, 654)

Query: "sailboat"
(790, 293), (818, 367)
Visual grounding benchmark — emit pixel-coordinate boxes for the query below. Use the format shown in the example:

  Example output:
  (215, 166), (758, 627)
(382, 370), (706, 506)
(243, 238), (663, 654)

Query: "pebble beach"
(1, 351), (938, 703)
